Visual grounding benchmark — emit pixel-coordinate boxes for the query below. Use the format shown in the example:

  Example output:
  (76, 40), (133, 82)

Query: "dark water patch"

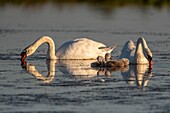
(0, 53), (20, 60)
(0, 70), (13, 72)
(40, 79), (106, 87)
(157, 53), (170, 56)
(154, 53), (170, 56)
(76, 86), (163, 105)
(152, 40), (170, 44)
(0, 53), (46, 60)
(1, 29), (170, 37)
(147, 83), (170, 92)
(0, 29), (104, 34)
(93, 95), (128, 101)
(148, 105), (170, 113)
(13, 78), (38, 86)
(48, 29), (103, 34)
(153, 73), (170, 77)
(151, 41), (170, 47)
(149, 87), (170, 92)
(15, 86), (38, 90)
(156, 96), (170, 100)
(2, 112), (75, 113)
(0, 93), (89, 106)
(0, 94), (42, 107)
(111, 31), (170, 36)
(159, 56), (170, 60)
(0, 29), (21, 34)
(92, 86), (137, 91)
(0, 84), (14, 88)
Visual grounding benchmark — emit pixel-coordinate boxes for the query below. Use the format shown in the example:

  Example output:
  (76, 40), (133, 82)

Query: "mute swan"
(119, 37), (152, 68)
(21, 36), (116, 60)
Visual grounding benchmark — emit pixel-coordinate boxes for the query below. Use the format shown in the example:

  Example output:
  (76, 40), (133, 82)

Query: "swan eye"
(26, 49), (31, 53)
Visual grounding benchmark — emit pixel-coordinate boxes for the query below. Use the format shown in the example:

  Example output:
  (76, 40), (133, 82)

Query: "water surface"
(0, 2), (170, 113)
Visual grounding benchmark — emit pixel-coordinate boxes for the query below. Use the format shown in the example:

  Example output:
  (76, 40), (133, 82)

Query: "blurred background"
(0, 0), (170, 53)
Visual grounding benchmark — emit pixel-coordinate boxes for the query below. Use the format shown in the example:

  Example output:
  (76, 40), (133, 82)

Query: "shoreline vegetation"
(0, 0), (170, 8)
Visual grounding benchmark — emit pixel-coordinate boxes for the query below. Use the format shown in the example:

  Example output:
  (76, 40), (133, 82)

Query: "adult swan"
(21, 36), (116, 60)
(119, 37), (152, 67)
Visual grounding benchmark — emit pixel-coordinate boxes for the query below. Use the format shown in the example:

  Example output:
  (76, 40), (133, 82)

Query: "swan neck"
(33, 36), (57, 59)
(138, 37), (148, 49)
(136, 38), (148, 53)
(134, 37), (149, 63)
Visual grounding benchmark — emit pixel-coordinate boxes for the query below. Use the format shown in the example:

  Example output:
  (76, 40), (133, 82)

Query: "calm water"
(0, 3), (170, 113)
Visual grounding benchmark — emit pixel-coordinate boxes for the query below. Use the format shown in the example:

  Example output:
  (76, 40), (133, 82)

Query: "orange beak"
(148, 55), (153, 70)
(21, 51), (27, 61)
(149, 60), (153, 70)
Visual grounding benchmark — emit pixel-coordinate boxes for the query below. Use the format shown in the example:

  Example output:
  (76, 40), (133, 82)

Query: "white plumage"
(119, 37), (152, 65)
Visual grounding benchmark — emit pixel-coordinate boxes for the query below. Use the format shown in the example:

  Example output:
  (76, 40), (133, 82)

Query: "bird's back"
(56, 38), (110, 59)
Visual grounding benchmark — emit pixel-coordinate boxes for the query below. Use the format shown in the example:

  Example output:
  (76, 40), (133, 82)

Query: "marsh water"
(0, 2), (170, 113)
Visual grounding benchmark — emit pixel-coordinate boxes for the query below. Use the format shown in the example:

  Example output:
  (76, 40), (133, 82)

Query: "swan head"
(21, 45), (36, 61)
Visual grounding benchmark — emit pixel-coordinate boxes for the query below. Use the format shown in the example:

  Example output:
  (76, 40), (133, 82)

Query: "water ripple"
(1, 29), (170, 36)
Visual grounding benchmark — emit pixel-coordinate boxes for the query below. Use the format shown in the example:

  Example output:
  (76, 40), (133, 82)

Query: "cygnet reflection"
(121, 65), (152, 87)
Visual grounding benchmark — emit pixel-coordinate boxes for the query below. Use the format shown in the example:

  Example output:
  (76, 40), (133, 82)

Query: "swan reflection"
(21, 60), (56, 83)
(21, 60), (152, 86)
(57, 60), (113, 79)
(121, 65), (152, 87)
(21, 60), (112, 83)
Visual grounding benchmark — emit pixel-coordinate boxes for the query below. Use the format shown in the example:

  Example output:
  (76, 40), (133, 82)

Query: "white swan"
(119, 37), (152, 67)
(21, 36), (116, 60)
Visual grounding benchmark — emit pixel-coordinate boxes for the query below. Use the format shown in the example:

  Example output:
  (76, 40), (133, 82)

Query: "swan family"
(21, 36), (152, 68)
